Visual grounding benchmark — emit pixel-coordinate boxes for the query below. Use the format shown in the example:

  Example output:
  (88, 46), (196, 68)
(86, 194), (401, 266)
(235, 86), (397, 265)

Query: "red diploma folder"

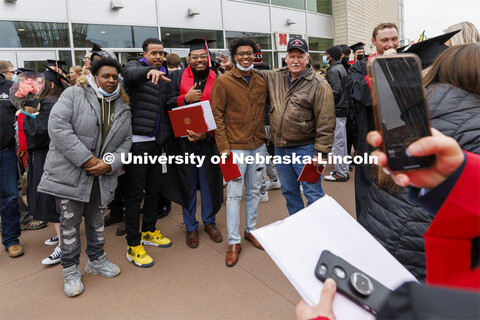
(297, 163), (325, 183)
(168, 105), (208, 138)
(219, 154), (241, 182)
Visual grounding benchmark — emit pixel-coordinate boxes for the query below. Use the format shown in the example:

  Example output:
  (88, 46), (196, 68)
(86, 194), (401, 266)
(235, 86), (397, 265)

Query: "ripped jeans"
(56, 180), (105, 268)
(226, 145), (266, 245)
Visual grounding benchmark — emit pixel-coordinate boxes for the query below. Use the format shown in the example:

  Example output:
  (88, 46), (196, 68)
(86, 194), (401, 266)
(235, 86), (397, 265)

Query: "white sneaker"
(45, 235), (59, 246)
(259, 191), (269, 202)
(42, 245), (61, 265)
(266, 179), (281, 190)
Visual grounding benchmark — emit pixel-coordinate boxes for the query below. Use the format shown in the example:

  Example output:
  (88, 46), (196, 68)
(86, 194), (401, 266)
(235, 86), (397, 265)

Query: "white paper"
(252, 195), (417, 320)
(172, 100), (217, 132)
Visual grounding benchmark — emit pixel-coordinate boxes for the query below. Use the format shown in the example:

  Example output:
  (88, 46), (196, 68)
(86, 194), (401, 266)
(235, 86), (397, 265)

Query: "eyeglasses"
(236, 51), (254, 57)
(190, 54), (208, 60)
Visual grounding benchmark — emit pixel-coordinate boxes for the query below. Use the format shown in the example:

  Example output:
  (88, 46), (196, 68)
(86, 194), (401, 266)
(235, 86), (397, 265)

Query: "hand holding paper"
(252, 195), (417, 320)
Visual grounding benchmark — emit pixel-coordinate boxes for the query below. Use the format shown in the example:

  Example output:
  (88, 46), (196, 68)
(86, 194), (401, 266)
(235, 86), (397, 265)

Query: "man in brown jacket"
(212, 37), (267, 267)
(253, 38), (335, 215)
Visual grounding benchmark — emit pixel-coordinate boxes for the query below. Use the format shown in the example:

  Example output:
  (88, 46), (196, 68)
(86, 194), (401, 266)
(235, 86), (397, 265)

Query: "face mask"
(341, 57), (349, 65)
(322, 56), (330, 65)
(11, 74), (18, 82)
(236, 62), (254, 72)
(357, 54), (364, 61)
(98, 85), (119, 97)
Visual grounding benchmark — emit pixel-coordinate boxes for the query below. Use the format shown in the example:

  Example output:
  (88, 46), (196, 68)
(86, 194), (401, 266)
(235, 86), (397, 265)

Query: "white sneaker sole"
(126, 252), (154, 268)
(141, 240), (172, 248)
(42, 258), (60, 265)
(44, 240), (59, 246)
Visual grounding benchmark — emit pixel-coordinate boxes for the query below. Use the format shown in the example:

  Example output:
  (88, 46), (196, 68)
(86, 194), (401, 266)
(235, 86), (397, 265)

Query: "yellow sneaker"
(141, 230), (172, 248)
(126, 244), (153, 268)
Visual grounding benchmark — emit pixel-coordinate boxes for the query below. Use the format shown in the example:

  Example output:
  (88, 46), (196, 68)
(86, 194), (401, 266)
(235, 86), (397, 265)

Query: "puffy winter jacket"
(427, 83), (480, 154)
(358, 82), (480, 281)
(38, 83), (132, 207)
(122, 60), (171, 145)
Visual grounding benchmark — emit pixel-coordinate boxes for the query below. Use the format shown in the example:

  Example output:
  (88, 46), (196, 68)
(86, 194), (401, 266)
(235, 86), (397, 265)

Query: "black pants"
(109, 174), (128, 217)
(124, 141), (165, 246)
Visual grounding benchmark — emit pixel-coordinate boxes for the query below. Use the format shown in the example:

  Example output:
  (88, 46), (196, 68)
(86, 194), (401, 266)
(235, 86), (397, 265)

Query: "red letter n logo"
(279, 33), (287, 45)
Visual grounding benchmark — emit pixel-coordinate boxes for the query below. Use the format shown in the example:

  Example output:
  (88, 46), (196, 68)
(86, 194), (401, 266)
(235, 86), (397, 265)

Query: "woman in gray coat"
(38, 58), (132, 297)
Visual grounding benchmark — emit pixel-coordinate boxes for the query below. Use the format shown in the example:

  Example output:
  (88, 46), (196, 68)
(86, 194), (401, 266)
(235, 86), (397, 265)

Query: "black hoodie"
(0, 73), (16, 149)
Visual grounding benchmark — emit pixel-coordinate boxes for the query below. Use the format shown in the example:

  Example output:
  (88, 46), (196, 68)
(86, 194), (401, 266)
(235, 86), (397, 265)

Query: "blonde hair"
(424, 43), (480, 96)
(444, 21), (480, 45)
(70, 65), (83, 75)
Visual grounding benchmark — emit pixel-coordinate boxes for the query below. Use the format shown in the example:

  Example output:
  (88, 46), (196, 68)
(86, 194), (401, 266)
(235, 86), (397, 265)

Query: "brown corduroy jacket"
(255, 66), (335, 155)
(211, 67), (268, 153)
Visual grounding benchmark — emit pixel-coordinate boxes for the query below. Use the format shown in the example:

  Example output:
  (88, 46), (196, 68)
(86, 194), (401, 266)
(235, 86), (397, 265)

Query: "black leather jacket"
(326, 60), (349, 117)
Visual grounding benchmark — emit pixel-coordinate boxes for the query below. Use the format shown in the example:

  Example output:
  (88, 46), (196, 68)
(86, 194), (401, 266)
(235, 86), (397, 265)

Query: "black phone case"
(314, 250), (392, 315)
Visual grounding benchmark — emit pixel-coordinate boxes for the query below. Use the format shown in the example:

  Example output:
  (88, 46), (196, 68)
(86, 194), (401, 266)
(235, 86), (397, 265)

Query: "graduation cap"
(41, 64), (70, 89)
(400, 30), (461, 69)
(91, 43), (102, 53)
(15, 67), (36, 73)
(349, 42), (365, 53)
(46, 59), (68, 74)
(182, 38), (215, 52)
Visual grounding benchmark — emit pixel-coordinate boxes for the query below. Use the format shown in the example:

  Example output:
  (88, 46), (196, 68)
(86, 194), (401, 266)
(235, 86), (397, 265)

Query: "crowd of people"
(0, 19), (478, 316)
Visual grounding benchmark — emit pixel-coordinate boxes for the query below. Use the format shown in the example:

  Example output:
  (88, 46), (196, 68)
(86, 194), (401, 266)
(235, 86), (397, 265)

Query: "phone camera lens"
(350, 272), (374, 296)
(333, 266), (346, 279)
(319, 264), (327, 276)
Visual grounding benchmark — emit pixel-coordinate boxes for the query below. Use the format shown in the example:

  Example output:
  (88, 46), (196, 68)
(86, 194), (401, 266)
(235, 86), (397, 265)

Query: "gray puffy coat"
(38, 82), (132, 207)
(427, 83), (480, 154)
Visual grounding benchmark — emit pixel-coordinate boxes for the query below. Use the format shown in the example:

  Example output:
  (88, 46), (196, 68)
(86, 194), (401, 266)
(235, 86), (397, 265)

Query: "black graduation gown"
(162, 69), (223, 215)
(22, 97), (59, 222)
(348, 59), (375, 217)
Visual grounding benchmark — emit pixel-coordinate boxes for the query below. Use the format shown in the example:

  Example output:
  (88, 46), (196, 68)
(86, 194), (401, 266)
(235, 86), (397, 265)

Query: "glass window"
(306, 0), (332, 15)
(74, 50), (87, 67)
(308, 37), (333, 51)
(58, 50), (73, 70)
(161, 28), (224, 49)
(225, 31), (272, 50)
(308, 52), (322, 65)
(241, 0), (268, 3)
(72, 24), (158, 48)
(271, 0), (305, 10)
(0, 21), (69, 48)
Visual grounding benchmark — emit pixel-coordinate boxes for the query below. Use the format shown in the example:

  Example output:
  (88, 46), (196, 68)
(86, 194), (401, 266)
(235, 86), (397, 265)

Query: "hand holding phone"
(315, 250), (392, 315)
(367, 54), (435, 171)
(368, 128), (465, 189)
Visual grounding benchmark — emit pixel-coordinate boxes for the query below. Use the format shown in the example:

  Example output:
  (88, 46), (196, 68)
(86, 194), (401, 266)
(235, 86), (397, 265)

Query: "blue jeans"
(0, 146), (21, 249)
(226, 145), (266, 244)
(182, 164), (215, 232)
(275, 144), (324, 215)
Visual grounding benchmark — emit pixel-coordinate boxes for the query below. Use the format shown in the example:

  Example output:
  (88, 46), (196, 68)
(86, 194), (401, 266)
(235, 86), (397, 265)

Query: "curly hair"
(229, 37), (257, 58)
(90, 58), (122, 76)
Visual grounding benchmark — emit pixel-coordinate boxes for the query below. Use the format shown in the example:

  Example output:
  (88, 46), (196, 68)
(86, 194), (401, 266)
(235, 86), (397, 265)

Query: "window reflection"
(306, 0), (332, 14)
(72, 24), (158, 48)
(161, 28), (224, 49)
(308, 37), (333, 51)
(226, 31), (272, 50)
(271, 0), (305, 10)
(0, 21), (69, 48)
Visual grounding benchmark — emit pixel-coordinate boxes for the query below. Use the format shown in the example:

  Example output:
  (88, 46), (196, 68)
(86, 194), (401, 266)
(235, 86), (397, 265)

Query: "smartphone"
(315, 250), (392, 315)
(367, 54), (435, 171)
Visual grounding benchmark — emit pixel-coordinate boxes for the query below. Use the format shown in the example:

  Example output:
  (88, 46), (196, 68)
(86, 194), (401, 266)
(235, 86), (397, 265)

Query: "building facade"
(0, 0), (402, 70)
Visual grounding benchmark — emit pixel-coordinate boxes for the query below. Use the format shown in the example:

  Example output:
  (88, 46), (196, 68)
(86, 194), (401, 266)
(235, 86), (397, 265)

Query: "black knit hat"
(326, 46), (342, 61)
